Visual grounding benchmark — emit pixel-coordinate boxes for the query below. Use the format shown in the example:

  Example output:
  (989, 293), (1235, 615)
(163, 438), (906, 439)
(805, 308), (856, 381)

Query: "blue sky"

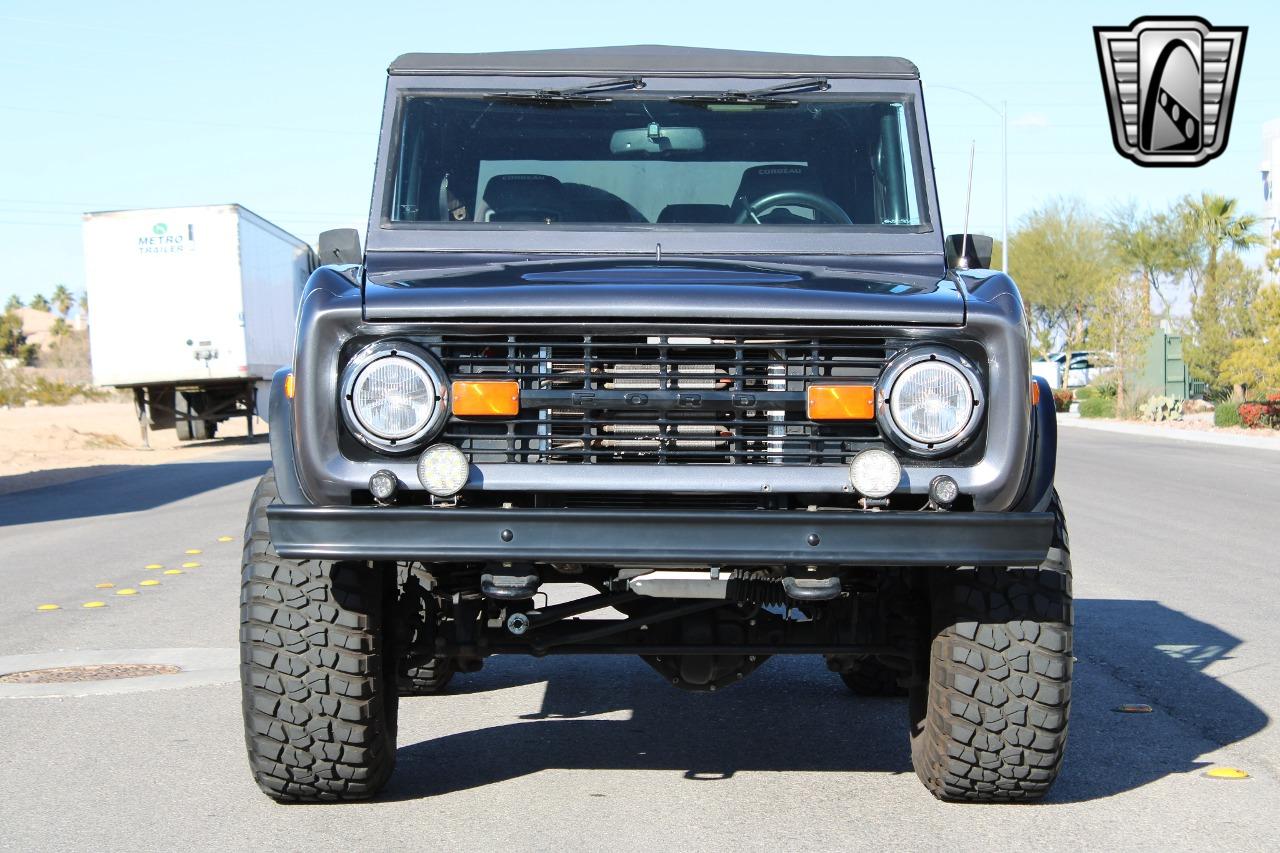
(1, 0), (1276, 303)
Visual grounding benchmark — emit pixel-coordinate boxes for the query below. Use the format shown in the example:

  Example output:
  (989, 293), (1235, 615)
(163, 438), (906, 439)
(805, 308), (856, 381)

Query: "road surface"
(1, 430), (1277, 851)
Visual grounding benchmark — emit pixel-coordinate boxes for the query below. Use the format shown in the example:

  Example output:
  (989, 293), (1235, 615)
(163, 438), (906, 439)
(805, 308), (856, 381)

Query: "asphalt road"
(1, 429), (1278, 851)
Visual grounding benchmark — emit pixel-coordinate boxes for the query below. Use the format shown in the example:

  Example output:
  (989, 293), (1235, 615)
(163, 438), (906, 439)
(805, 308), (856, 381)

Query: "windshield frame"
(366, 73), (943, 259)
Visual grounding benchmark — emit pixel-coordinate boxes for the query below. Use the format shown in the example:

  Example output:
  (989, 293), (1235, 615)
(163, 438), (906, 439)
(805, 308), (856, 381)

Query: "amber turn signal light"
(451, 380), (520, 416)
(806, 384), (875, 420)
(283, 372), (295, 400)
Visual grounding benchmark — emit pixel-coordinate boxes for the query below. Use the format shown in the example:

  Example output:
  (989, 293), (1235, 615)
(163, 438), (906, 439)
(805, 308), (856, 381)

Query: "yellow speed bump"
(95, 582), (115, 589)
(82, 601), (106, 609)
(1204, 767), (1250, 780)
(145, 564), (164, 570)
(36, 604), (61, 611)
(185, 549), (202, 555)
(181, 562), (201, 569)
(139, 580), (160, 587)
(163, 569), (183, 575)
(217, 536), (234, 542)
(115, 588), (138, 596)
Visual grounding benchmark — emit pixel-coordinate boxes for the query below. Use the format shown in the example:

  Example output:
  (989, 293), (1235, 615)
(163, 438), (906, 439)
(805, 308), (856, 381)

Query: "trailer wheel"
(240, 469), (398, 802)
(909, 494), (1072, 802)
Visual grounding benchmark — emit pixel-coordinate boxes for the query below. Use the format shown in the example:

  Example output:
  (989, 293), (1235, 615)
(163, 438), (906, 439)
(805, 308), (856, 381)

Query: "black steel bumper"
(266, 506), (1055, 567)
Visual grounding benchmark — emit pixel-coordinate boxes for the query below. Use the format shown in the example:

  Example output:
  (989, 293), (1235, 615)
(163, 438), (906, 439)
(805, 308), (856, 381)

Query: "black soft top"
(389, 45), (918, 79)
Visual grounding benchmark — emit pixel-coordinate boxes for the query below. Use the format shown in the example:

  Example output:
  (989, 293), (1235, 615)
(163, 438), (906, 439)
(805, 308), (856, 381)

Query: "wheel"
(398, 657), (455, 696)
(239, 469), (399, 802)
(839, 657), (908, 697)
(909, 493), (1072, 802)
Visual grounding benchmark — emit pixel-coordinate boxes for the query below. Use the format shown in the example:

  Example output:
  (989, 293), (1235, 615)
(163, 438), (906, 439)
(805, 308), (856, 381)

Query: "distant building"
(1264, 118), (1280, 278)
(11, 307), (84, 350)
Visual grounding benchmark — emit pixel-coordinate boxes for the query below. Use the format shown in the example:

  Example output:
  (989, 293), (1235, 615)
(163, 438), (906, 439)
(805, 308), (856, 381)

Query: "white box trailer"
(82, 204), (314, 441)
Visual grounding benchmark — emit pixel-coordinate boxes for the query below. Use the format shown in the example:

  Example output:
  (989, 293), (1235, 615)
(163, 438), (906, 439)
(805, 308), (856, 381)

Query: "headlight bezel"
(876, 345), (984, 457)
(340, 340), (449, 453)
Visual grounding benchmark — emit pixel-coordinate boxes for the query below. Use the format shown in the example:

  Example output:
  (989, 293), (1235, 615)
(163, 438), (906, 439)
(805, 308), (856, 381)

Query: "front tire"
(398, 657), (455, 696)
(910, 495), (1072, 802)
(240, 470), (398, 802)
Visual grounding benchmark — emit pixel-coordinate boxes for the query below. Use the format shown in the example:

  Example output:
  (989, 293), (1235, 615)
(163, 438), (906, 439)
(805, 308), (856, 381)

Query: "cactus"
(1139, 394), (1183, 422)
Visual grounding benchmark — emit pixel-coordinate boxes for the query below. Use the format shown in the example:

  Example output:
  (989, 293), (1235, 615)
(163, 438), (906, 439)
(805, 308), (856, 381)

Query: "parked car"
(239, 46), (1071, 804)
(1032, 350), (1108, 389)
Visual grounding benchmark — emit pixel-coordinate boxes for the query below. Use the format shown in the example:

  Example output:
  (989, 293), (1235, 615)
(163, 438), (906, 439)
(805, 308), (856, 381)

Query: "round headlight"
(849, 449), (901, 498)
(417, 443), (470, 497)
(342, 343), (448, 452)
(878, 348), (983, 456)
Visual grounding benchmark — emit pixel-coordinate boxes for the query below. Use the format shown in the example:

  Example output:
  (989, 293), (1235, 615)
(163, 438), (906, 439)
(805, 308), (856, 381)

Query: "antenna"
(958, 140), (975, 270)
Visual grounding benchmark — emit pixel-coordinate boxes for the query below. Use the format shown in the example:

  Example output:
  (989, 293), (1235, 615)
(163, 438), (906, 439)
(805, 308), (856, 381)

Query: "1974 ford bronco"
(241, 46), (1070, 803)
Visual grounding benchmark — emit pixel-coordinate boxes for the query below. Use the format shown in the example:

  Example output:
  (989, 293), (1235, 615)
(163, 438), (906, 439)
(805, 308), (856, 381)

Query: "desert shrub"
(1237, 396), (1280, 429)
(1214, 402), (1241, 427)
(1073, 385), (1098, 401)
(1078, 396), (1116, 418)
(1139, 395), (1183, 422)
(0, 371), (111, 407)
(1052, 389), (1073, 412)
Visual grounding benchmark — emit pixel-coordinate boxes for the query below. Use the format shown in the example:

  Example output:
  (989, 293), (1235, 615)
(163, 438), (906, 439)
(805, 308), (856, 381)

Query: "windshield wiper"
(485, 76), (646, 105)
(670, 77), (830, 106)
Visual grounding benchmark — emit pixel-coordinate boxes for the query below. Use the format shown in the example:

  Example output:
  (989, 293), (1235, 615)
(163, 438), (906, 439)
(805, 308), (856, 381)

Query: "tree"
(1106, 204), (1195, 319)
(77, 291), (88, 322)
(1009, 199), (1118, 359)
(29, 293), (50, 312)
(51, 284), (73, 318)
(1177, 193), (1263, 299)
(1221, 286), (1280, 394)
(1184, 252), (1261, 390)
(1, 311), (36, 364)
(4, 295), (21, 312)
(50, 317), (70, 339)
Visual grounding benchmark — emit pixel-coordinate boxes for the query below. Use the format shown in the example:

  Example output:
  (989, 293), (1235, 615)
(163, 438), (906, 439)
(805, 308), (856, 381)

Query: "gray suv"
(240, 46), (1071, 803)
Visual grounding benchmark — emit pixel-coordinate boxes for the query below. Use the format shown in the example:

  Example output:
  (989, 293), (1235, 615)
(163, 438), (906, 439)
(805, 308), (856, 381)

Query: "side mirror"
(946, 233), (994, 271)
(317, 228), (363, 266)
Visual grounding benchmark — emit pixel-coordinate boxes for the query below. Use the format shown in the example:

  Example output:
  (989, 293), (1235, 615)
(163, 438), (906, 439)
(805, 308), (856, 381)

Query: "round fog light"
(417, 444), (469, 497)
(368, 469), (398, 503)
(849, 449), (901, 499)
(928, 474), (959, 507)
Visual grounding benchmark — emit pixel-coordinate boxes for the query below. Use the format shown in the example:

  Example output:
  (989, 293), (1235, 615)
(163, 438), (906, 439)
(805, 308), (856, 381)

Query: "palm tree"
(1179, 193), (1263, 296)
(29, 293), (50, 312)
(51, 284), (73, 318)
(77, 291), (88, 323)
(3, 294), (21, 313)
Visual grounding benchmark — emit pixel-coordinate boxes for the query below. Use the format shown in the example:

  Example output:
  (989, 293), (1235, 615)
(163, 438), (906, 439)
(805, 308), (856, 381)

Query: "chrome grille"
(438, 335), (896, 465)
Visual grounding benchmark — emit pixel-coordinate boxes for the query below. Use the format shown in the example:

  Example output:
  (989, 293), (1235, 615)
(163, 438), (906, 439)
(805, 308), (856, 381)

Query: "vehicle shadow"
(0, 459), (268, 526)
(387, 598), (1267, 803)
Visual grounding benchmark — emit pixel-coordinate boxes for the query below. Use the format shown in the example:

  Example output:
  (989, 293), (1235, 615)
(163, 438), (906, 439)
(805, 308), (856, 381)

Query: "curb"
(1058, 415), (1280, 452)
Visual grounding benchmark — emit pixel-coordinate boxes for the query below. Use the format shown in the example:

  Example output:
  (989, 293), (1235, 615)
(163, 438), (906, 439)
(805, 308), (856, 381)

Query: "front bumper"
(267, 506), (1055, 567)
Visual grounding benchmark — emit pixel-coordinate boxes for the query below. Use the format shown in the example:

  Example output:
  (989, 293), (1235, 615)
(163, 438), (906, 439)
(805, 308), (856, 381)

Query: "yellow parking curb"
(181, 561), (201, 569)
(139, 580), (161, 587)
(36, 604), (60, 611)
(115, 588), (138, 596)
(145, 564), (164, 570)
(217, 536), (234, 542)
(95, 582), (115, 589)
(163, 569), (183, 575)
(185, 549), (202, 555)
(82, 601), (106, 609)
(1204, 767), (1250, 780)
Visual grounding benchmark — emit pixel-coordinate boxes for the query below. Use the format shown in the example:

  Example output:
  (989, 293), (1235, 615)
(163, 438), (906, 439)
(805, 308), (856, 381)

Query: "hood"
(361, 256), (964, 326)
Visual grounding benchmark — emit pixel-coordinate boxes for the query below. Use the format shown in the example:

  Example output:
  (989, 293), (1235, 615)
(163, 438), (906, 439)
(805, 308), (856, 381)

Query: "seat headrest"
(477, 174), (563, 221)
(733, 164), (820, 204)
(656, 204), (733, 223)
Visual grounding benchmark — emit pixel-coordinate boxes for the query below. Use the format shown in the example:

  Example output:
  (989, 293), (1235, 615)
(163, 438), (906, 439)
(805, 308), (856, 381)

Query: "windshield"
(389, 94), (926, 229)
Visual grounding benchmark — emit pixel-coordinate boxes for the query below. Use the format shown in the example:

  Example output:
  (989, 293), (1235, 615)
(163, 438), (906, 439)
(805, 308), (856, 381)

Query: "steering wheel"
(734, 190), (853, 225)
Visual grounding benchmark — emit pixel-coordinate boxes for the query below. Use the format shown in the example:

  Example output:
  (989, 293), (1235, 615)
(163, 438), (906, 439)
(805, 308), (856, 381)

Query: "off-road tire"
(840, 657), (908, 697)
(910, 494), (1072, 802)
(240, 469), (398, 802)
(398, 658), (455, 696)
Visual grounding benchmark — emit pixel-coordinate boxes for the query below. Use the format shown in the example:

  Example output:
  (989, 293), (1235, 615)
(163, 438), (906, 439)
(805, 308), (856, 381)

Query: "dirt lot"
(0, 401), (266, 495)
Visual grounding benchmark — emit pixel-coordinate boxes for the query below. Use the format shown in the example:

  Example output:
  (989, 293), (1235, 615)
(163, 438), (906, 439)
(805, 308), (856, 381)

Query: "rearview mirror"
(946, 233), (994, 271)
(611, 123), (705, 154)
(318, 228), (363, 266)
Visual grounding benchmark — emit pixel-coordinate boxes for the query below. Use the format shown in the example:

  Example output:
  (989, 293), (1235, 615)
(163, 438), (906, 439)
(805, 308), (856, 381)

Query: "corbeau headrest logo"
(1094, 16), (1247, 167)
